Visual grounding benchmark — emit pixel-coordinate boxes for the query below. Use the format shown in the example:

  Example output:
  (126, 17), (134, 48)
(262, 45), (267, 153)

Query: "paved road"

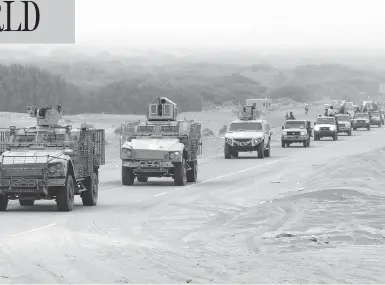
(0, 126), (384, 283)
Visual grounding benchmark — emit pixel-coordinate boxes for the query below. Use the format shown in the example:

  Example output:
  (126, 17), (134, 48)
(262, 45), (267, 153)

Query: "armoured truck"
(119, 97), (202, 186)
(224, 105), (272, 159)
(0, 106), (105, 211)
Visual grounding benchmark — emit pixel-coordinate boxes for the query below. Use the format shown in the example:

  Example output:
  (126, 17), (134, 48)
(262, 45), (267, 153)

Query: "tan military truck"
(0, 106), (105, 211)
(119, 97), (202, 186)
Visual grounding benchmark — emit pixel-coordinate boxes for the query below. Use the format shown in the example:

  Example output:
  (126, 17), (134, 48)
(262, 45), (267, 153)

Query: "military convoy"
(119, 97), (202, 186)
(0, 106), (105, 211)
(1, 95), (382, 212)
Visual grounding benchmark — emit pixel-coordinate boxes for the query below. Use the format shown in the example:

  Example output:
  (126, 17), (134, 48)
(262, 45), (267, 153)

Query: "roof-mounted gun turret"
(147, 97), (178, 121)
(238, 105), (260, 120)
(26, 105), (63, 126)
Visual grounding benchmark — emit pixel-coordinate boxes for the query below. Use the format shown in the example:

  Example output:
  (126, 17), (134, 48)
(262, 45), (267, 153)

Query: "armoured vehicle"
(368, 111), (382, 127)
(0, 106), (105, 211)
(224, 105), (272, 159)
(352, 113), (370, 130)
(120, 97), (202, 186)
(335, 114), (352, 136)
(313, 116), (338, 141)
(281, 120), (311, 148)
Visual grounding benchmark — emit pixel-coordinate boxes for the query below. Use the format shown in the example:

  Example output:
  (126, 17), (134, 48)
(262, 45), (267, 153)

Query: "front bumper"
(337, 126), (350, 132)
(314, 130), (336, 137)
(225, 139), (262, 152)
(282, 135), (307, 142)
(122, 160), (177, 177)
(0, 166), (65, 194)
(370, 119), (382, 124)
(352, 122), (370, 128)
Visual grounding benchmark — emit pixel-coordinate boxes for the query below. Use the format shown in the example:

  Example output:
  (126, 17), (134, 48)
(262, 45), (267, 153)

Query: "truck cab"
(313, 116), (338, 141)
(224, 108), (272, 159)
(281, 120), (311, 148)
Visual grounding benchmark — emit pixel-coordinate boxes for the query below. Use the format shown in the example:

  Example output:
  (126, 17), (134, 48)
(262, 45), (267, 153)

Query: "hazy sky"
(75, 0), (385, 47)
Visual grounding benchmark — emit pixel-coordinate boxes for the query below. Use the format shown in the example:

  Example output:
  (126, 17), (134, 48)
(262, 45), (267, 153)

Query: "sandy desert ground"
(0, 104), (384, 283)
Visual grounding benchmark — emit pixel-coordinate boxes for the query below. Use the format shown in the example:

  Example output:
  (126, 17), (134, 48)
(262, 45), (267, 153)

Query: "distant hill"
(1, 58), (385, 115)
(0, 64), (87, 114)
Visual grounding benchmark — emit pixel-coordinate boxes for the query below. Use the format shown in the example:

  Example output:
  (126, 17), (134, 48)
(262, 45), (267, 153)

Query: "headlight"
(48, 163), (63, 174)
(282, 131), (287, 135)
(300, 131), (306, 135)
(225, 138), (232, 145)
(122, 148), (132, 158)
(253, 138), (262, 144)
(314, 126), (320, 131)
(329, 126), (336, 130)
(169, 151), (181, 160)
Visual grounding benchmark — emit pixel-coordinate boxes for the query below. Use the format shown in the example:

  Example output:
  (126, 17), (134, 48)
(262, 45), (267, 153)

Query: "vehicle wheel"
(307, 138), (310, 146)
(0, 194), (8, 211)
(257, 142), (265, 159)
(174, 158), (187, 186)
(122, 166), (134, 185)
(82, 172), (98, 206)
(137, 177), (148, 183)
(353, 127), (357, 130)
(186, 160), (198, 182)
(231, 150), (239, 158)
(264, 143), (271, 157)
(281, 140), (285, 148)
(367, 126), (370, 131)
(303, 140), (307, 148)
(56, 173), (75, 212)
(333, 134), (337, 141)
(224, 144), (231, 159)
(348, 129), (352, 136)
(19, 199), (35, 206)
(379, 124), (381, 128)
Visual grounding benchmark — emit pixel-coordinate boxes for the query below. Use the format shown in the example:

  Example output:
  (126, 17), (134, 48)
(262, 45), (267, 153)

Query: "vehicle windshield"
(11, 128), (70, 146)
(229, 122), (262, 132)
(354, 113), (369, 119)
(285, 121), (305, 129)
(316, 117), (335, 124)
(370, 111), (380, 116)
(336, 115), (350, 122)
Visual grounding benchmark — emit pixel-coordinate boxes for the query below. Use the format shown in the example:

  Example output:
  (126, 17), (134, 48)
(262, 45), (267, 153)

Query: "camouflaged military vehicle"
(119, 97), (202, 186)
(0, 105), (105, 211)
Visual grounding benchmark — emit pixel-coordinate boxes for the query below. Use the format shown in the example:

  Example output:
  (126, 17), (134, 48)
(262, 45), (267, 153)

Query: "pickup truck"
(281, 120), (311, 148)
(313, 116), (338, 141)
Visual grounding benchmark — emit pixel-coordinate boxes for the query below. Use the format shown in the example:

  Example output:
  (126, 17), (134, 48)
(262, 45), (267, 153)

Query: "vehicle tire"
(82, 172), (98, 206)
(314, 135), (318, 141)
(56, 173), (75, 212)
(224, 144), (231, 159)
(137, 177), (148, 183)
(281, 140), (285, 148)
(348, 129), (352, 136)
(122, 166), (134, 185)
(333, 134), (337, 141)
(186, 160), (198, 182)
(257, 142), (265, 159)
(379, 124), (381, 128)
(353, 127), (357, 130)
(367, 126), (370, 131)
(174, 158), (187, 186)
(0, 194), (8, 211)
(264, 142), (271, 157)
(231, 150), (239, 158)
(303, 140), (307, 148)
(307, 138), (310, 147)
(19, 199), (35, 206)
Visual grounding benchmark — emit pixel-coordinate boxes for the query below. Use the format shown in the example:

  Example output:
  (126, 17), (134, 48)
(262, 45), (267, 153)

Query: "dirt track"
(0, 106), (385, 283)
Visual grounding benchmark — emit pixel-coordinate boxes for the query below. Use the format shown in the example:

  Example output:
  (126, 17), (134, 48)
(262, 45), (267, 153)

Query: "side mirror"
(281, 126), (284, 129)
(314, 122), (317, 125)
(63, 148), (74, 156)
